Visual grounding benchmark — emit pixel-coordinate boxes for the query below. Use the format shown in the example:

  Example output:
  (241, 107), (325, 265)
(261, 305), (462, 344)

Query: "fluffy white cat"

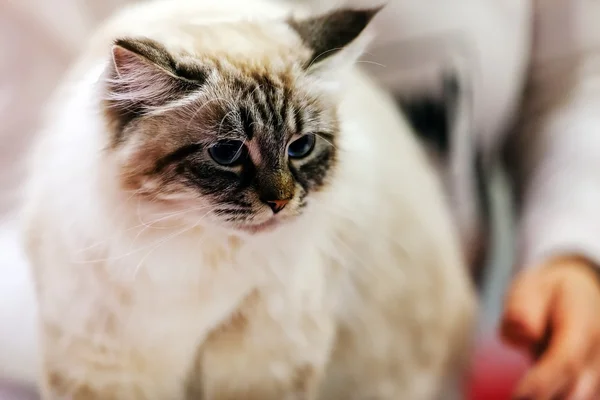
(18, 0), (475, 398)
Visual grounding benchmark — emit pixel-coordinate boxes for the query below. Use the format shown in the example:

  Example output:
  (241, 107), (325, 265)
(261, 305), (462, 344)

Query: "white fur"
(0, 217), (39, 386)
(19, 0), (475, 398)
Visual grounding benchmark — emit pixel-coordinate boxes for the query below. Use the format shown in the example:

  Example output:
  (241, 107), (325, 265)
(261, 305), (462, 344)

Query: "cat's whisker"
(128, 203), (214, 249)
(315, 133), (336, 148)
(306, 47), (346, 70)
(249, 120), (267, 131)
(74, 204), (215, 263)
(291, 101), (305, 123)
(247, 83), (264, 99)
(148, 90), (206, 116)
(118, 166), (151, 180)
(130, 207), (218, 279)
(141, 205), (211, 226)
(217, 109), (239, 136)
(132, 203), (209, 233)
(183, 97), (230, 130)
(131, 224), (196, 279)
(355, 60), (386, 68)
(74, 188), (147, 254)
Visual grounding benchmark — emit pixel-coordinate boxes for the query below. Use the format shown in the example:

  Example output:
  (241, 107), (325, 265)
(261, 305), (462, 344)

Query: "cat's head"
(102, 7), (379, 234)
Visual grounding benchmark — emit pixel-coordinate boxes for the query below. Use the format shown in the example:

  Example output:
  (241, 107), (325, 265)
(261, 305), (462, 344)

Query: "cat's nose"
(265, 199), (289, 214)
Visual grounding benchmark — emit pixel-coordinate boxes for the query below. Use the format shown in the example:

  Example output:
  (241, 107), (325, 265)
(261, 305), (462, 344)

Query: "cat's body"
(22, 0), (475, 398)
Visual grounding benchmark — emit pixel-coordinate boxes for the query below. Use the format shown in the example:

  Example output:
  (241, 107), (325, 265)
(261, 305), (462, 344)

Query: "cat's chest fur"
(22, 2), (475, 396)
(75, 216), (340, 397)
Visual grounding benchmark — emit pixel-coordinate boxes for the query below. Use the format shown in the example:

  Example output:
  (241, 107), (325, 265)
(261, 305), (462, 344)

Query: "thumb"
(500, 270), (554, 350)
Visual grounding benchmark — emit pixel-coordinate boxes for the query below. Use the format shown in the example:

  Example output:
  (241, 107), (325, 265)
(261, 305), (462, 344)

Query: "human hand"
(500, 255), (600, 400)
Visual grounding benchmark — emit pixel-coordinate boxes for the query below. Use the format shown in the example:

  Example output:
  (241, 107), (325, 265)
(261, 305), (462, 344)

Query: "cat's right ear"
(104, 38), (204, 137)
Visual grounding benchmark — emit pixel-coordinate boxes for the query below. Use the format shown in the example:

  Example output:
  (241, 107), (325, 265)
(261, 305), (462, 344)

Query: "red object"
(467, 335), (531, 400)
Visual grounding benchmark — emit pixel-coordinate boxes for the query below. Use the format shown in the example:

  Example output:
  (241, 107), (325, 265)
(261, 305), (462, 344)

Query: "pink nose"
(266, 199), (289, 214)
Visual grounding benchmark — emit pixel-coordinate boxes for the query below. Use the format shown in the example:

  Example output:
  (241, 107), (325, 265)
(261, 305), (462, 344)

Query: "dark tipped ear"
(104, 38), (205, 140)
(288, 7), (382, 67)
(107, 38), (204, 106)
(113, 38), (177, 76)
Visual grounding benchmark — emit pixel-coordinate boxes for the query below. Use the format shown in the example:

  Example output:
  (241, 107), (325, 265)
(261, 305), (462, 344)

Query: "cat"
(20, 0), (476, 398)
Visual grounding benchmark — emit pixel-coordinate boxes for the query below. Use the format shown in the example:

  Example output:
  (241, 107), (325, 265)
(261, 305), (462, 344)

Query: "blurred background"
(0, 0), (536, 398)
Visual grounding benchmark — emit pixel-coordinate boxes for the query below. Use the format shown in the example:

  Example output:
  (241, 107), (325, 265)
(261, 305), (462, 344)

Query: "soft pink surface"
(467, 335), (530, 400)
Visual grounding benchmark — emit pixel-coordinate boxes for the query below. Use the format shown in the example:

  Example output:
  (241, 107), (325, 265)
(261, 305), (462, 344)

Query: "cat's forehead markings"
(176, 21), (310, 66)
(147, 90), (207, 117)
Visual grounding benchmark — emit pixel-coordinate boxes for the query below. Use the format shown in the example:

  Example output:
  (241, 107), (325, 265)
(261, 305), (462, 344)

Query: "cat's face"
(103, 8), (378, 233)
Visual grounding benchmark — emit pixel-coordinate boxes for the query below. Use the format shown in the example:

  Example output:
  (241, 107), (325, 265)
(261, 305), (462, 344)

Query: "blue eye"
(288, 134), (316, 159)
(209, 140), (245, 166)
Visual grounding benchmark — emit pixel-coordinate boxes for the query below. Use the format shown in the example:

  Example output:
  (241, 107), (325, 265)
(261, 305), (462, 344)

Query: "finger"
(567, 342), (600, 400)
(515, 334), (585, 399)
(514, 292), (592, 400)
(590, 352), (600, 398)
(501, 272), (552, 348)
(567, 369), (598, 400)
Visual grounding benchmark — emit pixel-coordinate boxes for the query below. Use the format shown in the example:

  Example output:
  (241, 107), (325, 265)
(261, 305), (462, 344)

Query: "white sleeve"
(514, 0), (600, 268)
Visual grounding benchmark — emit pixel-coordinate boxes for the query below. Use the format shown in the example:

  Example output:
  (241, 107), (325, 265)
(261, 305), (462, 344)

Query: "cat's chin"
(233, 217), (284, 234)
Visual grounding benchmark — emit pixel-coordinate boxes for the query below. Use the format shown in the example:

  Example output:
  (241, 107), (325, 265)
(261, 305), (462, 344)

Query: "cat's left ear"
(103, 38), (206, 141)
(288, 7), (382, 78)
(106, 38), (204, 108)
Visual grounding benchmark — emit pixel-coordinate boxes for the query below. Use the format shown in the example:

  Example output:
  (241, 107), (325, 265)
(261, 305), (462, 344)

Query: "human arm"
(501, 1), (600, 398)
